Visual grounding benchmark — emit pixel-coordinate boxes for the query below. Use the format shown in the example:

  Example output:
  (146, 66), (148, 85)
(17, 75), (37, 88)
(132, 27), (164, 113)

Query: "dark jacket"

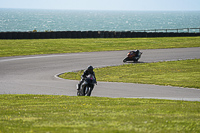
(81, 70), (96, 80)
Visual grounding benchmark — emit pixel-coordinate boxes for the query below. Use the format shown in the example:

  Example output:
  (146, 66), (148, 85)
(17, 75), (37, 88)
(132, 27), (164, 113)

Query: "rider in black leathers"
(77, 65), (97, 90)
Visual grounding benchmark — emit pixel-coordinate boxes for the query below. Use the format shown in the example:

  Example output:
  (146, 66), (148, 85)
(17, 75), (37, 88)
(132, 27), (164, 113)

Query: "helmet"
(87, 65), (93, 73)
(87, 65), (93, 70)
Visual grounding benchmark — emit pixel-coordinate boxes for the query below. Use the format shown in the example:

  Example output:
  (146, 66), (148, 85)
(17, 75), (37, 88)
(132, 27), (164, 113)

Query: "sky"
(0, 0), (200, 11)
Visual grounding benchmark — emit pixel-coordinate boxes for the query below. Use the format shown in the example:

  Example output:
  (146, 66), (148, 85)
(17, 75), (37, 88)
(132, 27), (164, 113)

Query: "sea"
(0, 8), (200, 32)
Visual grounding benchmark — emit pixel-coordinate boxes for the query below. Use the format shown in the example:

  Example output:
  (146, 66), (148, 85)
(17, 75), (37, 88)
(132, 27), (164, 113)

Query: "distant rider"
(135, 50), (140, 57)
(77, 65), (97, 90)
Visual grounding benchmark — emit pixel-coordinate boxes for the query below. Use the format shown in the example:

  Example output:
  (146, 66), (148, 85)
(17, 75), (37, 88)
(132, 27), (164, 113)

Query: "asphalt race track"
(0, 47), (200, 101)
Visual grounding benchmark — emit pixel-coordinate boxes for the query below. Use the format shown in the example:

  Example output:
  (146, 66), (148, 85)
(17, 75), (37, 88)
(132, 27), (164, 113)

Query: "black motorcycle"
(123, 50), (142, 63)
(77, 74), (97, 96)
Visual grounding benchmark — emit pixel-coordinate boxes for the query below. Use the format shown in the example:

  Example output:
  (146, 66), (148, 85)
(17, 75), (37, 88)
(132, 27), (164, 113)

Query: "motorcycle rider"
(135, 50), (140, 57)
(123, 49), (142, 63)
(128, 50), (140, 59)
(77, 65), (97, 90)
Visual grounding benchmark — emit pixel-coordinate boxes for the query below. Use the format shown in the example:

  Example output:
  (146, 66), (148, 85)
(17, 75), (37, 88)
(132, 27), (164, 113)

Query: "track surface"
(0, 48), (200, 101)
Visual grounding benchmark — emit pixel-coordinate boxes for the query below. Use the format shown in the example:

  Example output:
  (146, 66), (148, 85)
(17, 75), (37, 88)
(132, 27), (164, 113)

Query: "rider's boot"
(77, 84), (81, 90)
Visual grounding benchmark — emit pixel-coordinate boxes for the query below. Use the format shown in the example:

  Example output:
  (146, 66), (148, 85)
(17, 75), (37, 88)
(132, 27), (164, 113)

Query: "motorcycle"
(123, 50), (142, 63)
(77, 74), (97, 96)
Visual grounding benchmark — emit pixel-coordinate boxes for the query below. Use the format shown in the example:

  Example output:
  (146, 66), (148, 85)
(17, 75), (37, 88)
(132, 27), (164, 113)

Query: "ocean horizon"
(0, 8), (200, 32)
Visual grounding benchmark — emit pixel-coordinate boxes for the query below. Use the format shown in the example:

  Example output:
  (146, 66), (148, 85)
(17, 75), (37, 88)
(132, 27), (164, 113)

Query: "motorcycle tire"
(77, 89), (83, 96)
(77, 91), (80, 96)
(123, 58), (127, 63)
(123, 57), (130, 63)
(85, 86), (89, 96)
(87, 87), (92, 96)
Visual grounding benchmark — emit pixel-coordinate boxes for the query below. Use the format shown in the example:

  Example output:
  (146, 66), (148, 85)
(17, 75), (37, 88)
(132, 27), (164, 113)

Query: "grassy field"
(1, 37), (200, 132)
(0, 36), (200, 57)
(59, 59), (200, 89)
(0, 95), (199, 133)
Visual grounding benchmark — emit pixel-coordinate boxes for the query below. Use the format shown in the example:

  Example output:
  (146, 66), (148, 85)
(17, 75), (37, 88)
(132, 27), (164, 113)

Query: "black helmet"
(87, 65), (93, 70)
(87, 65), (93, 73)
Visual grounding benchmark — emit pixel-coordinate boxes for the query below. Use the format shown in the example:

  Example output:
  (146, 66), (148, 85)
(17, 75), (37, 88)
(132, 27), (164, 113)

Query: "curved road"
(0, 48), (200, 101)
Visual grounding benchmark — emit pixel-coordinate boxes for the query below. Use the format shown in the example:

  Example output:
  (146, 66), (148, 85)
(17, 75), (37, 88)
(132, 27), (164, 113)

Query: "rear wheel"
(77, 90), (80, 96)
(123, 58), (128, 63)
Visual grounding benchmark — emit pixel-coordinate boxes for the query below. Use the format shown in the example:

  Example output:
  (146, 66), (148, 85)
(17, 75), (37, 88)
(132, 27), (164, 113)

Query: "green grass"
(0, 95), (199, 133)
(0, 36), (200, 57)
(1, 37), (200, 132)
(59, 59), (200, 89)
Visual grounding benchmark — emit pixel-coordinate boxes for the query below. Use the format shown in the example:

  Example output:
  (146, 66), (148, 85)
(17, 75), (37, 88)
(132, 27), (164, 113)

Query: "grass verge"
(1, 37), (200, 132)
(59, 59), (200, 89)
(0, 36), (200, 57)
(0, 95), (199, 133)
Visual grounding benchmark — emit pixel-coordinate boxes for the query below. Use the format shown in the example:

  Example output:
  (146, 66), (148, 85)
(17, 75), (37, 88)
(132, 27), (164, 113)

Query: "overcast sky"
(1, 0), (200, 11)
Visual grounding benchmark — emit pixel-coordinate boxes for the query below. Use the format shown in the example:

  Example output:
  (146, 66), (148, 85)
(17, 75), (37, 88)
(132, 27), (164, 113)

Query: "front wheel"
(85, 86), (89, 96)
(133, 59), (138, 62)
(86, 87), (93, 96)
